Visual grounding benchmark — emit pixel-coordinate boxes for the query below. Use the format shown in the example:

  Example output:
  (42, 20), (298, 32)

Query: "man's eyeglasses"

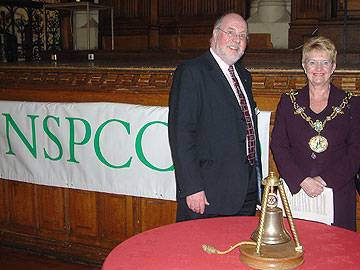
(217, 28), (248, 41)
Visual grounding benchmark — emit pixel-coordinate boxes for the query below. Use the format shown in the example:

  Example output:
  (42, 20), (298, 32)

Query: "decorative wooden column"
(148, 0), (159, 50)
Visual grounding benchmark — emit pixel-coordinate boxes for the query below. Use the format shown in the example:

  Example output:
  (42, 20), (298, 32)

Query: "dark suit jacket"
(271, 84), (360, 231)
(168, 51), (262, 215)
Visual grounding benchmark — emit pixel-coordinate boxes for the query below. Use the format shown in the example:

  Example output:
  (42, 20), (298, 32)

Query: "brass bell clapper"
(202, 172), (304, 270)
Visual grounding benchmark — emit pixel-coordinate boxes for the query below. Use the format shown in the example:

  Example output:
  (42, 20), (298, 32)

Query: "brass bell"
(202, 172), (304, 269)
(251, 206), (291, 245)
(239, 172), (304, 270)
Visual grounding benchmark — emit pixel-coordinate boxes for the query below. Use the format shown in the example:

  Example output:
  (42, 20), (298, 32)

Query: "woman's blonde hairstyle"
(302, 36), (337, 64)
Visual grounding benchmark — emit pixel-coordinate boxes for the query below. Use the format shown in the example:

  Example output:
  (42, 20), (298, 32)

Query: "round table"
(102, 216), (360, 270)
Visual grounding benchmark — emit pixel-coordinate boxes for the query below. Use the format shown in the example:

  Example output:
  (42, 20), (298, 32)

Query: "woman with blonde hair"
(271, 36), (360, 231)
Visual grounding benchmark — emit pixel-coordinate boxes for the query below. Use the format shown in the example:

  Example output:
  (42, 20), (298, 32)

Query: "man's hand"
(300, 176), (327, 197)
(186, 191), (210, 214)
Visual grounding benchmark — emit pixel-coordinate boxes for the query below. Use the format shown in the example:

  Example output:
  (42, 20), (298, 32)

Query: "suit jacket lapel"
(204, 52), (243, 113)
(235, 65), (250, 92)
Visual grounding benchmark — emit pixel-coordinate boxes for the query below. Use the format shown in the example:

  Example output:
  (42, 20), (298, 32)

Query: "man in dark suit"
(168, 13), (262, 221)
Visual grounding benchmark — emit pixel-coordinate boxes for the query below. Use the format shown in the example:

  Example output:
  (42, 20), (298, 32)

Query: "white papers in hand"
(277, 180), (334, 225)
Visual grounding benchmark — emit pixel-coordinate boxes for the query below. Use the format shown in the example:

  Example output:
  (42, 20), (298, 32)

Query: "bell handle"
(255, 183), (271, 254)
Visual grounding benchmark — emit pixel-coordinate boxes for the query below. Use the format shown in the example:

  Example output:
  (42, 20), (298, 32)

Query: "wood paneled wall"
(0, 65), (359, 265)
(98, 0), (247, 51)
(82, 0), (360, 52)
(289, 0), (360, 50)
(104, 0), (245, 18)
(291, 0), (327, 20)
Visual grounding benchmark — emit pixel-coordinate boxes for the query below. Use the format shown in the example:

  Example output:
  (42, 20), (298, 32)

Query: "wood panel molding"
(0, 67), (174, 91)
(1, 66), (359, 95)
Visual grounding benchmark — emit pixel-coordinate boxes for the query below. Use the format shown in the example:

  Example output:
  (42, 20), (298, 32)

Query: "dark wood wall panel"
(300, 0), (323, 17)
(110, 0), (150, 17)
(8, 181), (37, 234)
(37, 186), (68, 239)
(99, 0), (247, 50)
(159, 0), (176, 16)
(100, 0), (360, 51)
(289, 0), (360, 49)
(0, 180), (7, 224)
(98, 0), (360, 51)
(99, 0), (360, 51)
(138, 198), (176, 233)
(98, 194), (135, 246)
(337, 0), (360, 18)
(69, 190), (98, 240)
(177, 0), (244, 16)
(154, 0), (246, 17)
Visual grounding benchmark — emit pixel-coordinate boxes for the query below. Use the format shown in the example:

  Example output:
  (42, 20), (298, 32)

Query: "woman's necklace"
(288, 90), (352, 153)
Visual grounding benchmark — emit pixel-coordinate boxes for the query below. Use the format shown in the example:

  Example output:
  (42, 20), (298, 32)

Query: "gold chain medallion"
(288, 90), (352, 153)
(308, 135), (328, 153)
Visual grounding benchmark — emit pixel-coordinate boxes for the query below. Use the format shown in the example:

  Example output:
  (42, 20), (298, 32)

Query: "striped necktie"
(228, 65), (255, 166)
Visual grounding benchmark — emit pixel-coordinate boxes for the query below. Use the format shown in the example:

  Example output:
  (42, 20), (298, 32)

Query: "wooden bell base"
(239, 240), (304, 270)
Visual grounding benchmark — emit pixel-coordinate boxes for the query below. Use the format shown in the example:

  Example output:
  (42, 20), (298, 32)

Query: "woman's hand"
(300, 176), (327, 197)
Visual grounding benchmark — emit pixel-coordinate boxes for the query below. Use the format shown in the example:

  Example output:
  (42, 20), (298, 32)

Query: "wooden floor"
(0, 246), (102, 270)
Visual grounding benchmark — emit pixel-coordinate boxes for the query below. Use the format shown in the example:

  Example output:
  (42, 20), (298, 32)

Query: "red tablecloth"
(102, 216), (360, 270)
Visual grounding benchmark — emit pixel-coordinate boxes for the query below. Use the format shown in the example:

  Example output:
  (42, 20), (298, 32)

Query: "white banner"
(0, 101), (271, 201)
